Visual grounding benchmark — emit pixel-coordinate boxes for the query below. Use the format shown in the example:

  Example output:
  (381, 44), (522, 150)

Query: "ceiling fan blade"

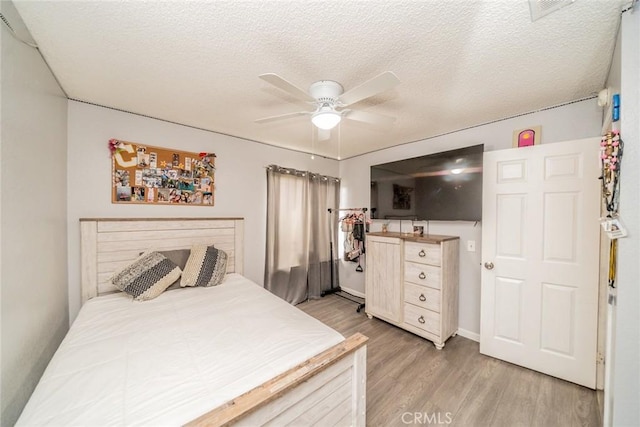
(343, 109), (396, 127)
(259, 73), (315, 102)
(255, 111), (310, 124)
(338, 71), (400, 106)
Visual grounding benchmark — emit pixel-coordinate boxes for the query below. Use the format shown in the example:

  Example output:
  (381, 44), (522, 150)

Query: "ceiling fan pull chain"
(338, 120), (342, 160)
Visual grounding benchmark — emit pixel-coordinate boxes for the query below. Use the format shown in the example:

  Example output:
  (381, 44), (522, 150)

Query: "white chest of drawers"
(365, 232), (459, 349)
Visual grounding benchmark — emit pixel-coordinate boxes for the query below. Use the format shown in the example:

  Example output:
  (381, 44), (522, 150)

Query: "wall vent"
(529, 0), (576, 21)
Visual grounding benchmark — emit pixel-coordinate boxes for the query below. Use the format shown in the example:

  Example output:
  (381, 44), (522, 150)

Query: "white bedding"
(17, 274), (344, 426)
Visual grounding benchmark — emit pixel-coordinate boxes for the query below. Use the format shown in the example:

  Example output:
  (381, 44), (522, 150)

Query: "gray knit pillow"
(181, 244), (228, 287)
(140, 249), (191, 290)
(111, 252), (182, 301)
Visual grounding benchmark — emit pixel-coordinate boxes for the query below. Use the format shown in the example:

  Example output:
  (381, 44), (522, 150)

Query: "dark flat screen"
(370, 145), (483, 221)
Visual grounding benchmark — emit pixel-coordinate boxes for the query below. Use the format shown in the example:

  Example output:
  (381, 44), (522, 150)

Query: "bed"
(17, 218), (367, 426)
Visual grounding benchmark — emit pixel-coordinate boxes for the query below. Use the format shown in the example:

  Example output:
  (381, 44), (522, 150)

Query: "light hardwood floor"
(298, 295), (603, 427)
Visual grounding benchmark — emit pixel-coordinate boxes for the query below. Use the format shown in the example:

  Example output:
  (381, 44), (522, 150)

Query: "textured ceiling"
(13, 0), (624, 159)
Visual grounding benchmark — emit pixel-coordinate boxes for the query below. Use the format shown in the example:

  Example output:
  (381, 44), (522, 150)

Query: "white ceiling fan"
(256, 71), (400, 132)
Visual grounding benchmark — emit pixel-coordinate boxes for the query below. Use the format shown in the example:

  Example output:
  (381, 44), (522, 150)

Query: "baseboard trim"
(456, 328), (480, 342)
(339, 286), (365, 299)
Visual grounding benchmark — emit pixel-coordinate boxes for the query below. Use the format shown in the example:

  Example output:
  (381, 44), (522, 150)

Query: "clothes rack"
(321, 207), (367, 313)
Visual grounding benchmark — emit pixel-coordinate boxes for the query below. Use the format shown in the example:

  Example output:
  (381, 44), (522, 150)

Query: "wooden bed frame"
(79, 217), (367, 426)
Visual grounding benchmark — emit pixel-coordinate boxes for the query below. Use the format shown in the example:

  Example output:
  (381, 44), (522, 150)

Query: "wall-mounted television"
(370, 144), (484, 222)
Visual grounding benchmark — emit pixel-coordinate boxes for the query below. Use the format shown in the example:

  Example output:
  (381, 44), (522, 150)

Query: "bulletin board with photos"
(110, 139), (216, 206)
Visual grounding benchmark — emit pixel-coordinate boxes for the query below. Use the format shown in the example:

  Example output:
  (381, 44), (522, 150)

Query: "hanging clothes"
(342, 214), (359, 262)
(352, 218), (365, 272)
(341, 212), (369, 271)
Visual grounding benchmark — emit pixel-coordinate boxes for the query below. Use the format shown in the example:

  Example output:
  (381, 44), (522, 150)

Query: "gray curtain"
(265, 166), (340, 305)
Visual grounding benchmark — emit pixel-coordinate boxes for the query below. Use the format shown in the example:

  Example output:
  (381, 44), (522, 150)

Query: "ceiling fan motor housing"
(309, 80), (344, 105)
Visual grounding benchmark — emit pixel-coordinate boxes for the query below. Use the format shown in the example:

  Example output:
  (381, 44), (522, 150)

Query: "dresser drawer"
(404, 282), (440, 312)
(404, 261), (441, 289)
(404, 242), (441, 266)
(404, 303), (440, 336)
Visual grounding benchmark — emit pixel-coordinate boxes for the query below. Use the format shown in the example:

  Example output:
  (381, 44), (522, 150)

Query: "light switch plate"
(467, 240), (476, 252)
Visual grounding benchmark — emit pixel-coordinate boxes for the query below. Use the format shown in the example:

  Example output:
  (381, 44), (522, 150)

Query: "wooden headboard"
(80, 218), (244, 303)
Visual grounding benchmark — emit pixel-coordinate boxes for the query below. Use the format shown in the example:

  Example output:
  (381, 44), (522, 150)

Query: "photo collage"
(112, 140), (215, 206)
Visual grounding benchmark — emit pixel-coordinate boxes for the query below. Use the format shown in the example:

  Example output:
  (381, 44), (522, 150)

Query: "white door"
(480, 138), (600, 388)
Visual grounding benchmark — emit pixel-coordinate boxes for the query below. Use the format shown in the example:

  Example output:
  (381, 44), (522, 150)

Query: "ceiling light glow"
(312, 106), (342, 130)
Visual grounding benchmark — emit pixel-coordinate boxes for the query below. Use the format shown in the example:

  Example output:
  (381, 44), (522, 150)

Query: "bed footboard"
(186, 333), (368, 427)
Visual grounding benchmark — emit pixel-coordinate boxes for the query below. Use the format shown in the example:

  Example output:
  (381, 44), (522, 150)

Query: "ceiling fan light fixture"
(258, 72), (400, 132)
(312, 108), (341, 130)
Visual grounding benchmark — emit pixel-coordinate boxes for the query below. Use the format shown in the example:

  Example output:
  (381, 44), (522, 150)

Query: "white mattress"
(17, 274), (344, 426)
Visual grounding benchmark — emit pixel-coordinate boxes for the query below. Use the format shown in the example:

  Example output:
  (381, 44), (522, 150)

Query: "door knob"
(484, 262), (494, 270)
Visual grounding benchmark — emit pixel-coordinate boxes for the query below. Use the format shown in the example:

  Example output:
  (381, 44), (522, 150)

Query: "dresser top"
(367, 232), (459, 243)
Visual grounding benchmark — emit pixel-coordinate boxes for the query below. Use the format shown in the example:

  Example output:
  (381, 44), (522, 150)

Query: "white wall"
(339, 99), (602, 337)
(67, 101), (339, 322)
(612, 8), (640, 426)
(0, 2), (69, 425)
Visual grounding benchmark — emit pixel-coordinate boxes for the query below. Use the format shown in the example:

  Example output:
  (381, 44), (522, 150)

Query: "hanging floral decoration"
(599, 130), (623, 215)
(109, 138), (126, 155)
(600, 129), (626, 288)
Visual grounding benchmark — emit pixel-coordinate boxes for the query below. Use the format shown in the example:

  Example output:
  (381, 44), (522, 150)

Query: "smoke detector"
(529, 0), (576, 21)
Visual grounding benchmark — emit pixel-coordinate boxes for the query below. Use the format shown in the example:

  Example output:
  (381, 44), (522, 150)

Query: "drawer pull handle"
(419, 294), (426, 302)
(418, 249), (426, 257)
(419, 272), (426, 280)
(418, 315), (426, 324)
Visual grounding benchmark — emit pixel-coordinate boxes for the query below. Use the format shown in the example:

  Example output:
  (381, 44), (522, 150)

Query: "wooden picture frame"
(111, 139), (215, 206)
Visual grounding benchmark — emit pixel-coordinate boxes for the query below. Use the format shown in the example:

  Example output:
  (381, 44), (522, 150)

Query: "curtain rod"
(265, 165), (340, 182)
(621, 0), (636, 14)
(328, 208), (368, 213)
